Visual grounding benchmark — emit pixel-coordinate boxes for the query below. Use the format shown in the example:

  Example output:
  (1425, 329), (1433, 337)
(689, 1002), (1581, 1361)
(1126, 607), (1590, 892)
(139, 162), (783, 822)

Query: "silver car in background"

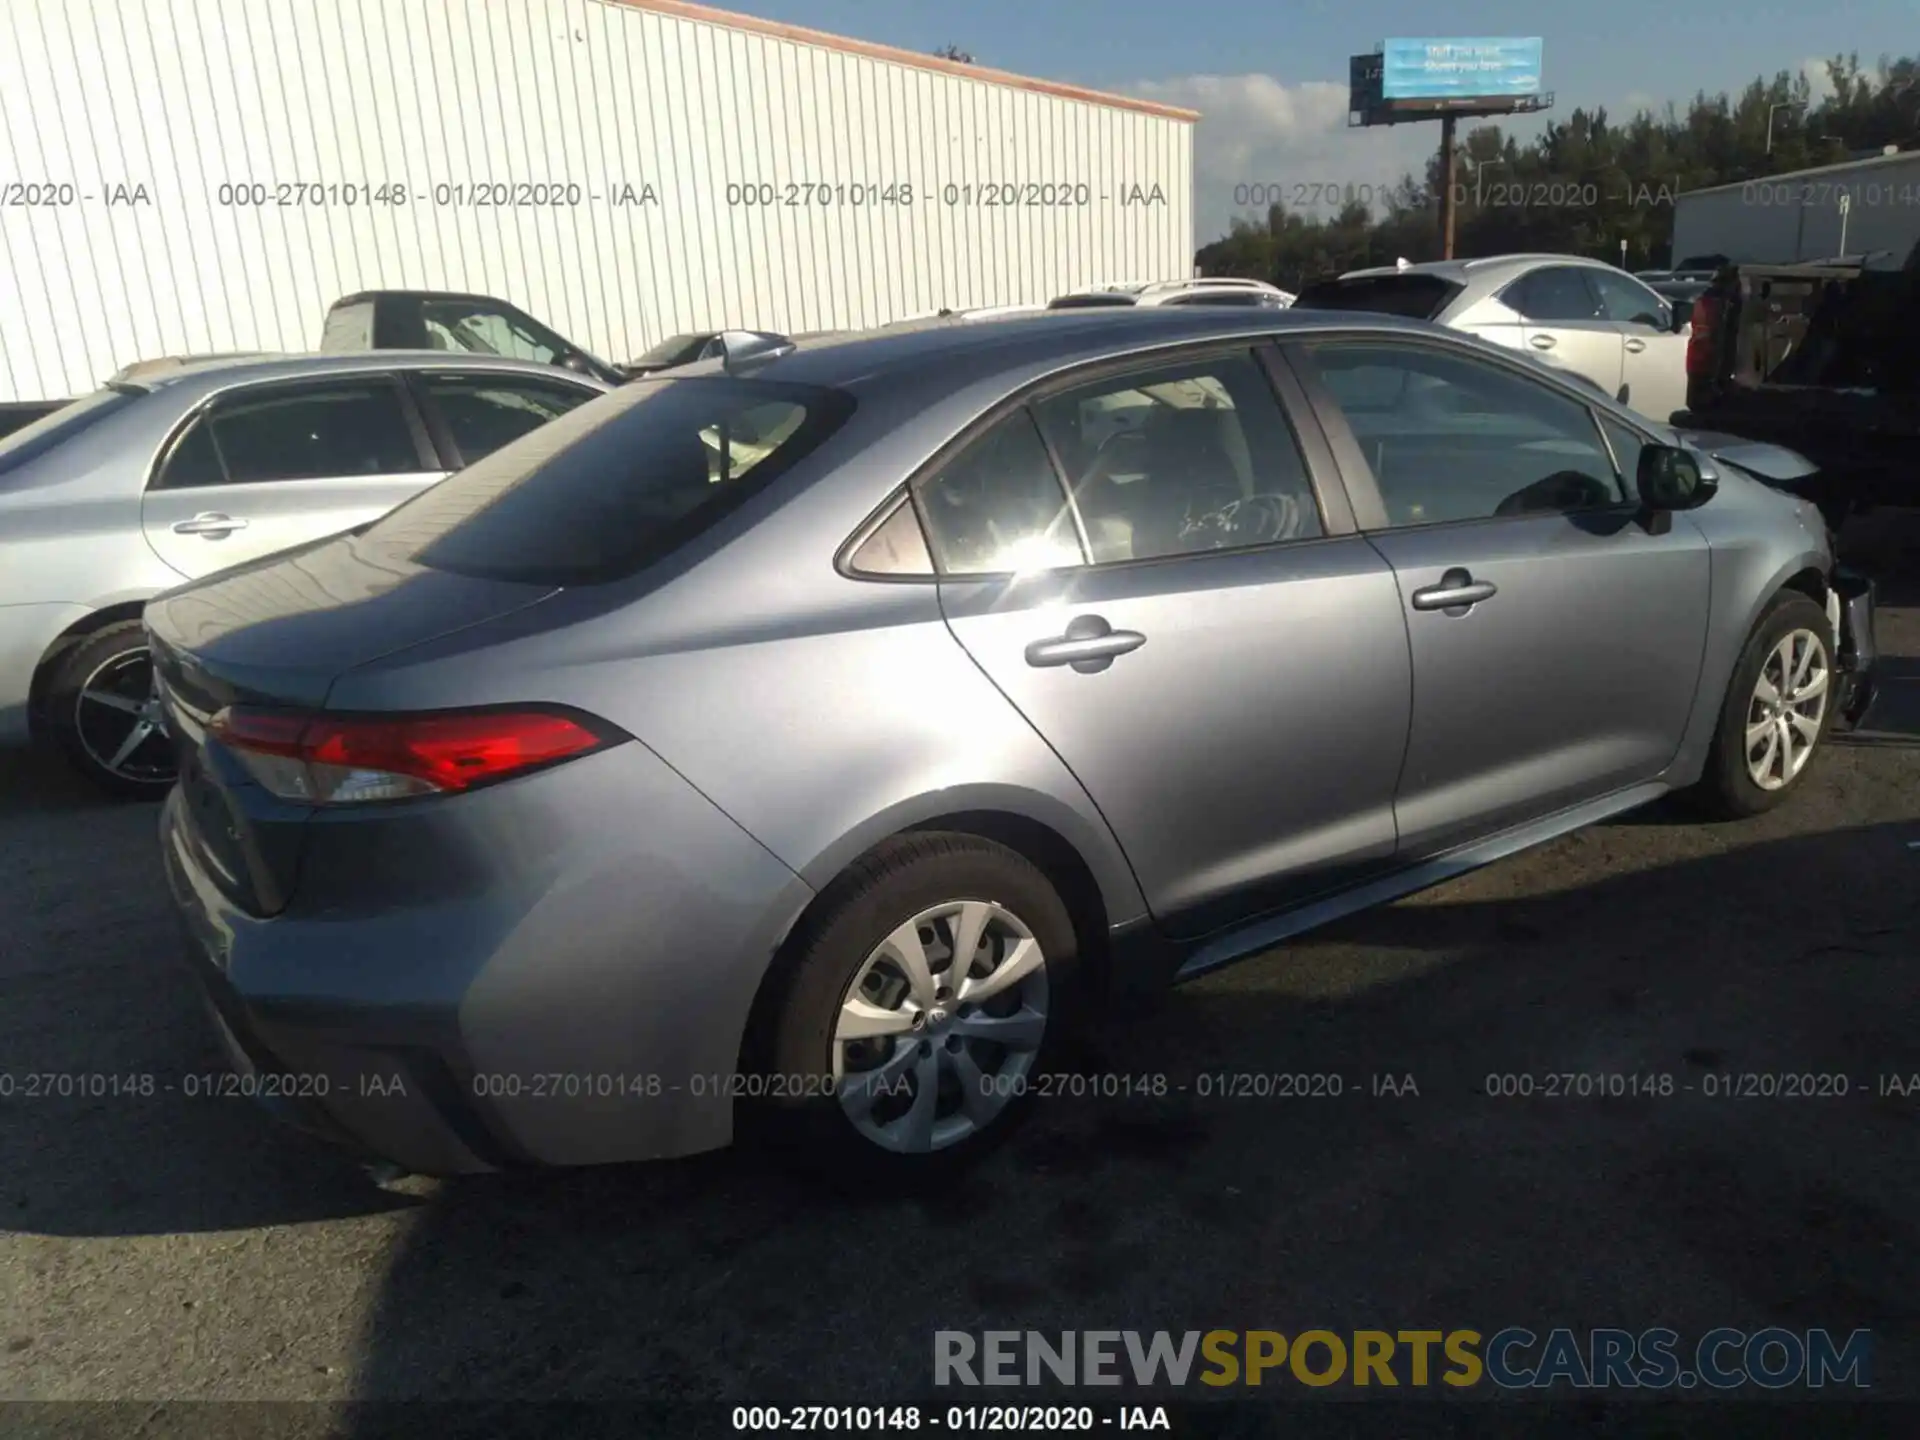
(148, 307), (1873, 1180)
(0, 353), (609, 795)
(1296, 255), (1692, 424)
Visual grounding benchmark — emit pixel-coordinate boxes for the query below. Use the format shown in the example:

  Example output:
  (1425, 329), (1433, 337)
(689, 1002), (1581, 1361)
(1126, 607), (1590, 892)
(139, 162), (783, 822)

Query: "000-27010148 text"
(730, 1405), (1147, 1431)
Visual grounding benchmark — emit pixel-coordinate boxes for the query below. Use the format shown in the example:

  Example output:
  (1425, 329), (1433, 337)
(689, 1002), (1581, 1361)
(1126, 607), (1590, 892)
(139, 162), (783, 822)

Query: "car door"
(1499, 265), (1627, 402)
(405, 370), (605, 468)
(141, 375), (444, 579)
(1282, 336), (1711, 860)
(1587, 268), (1691, 423)
(921, 345), (1415, 939)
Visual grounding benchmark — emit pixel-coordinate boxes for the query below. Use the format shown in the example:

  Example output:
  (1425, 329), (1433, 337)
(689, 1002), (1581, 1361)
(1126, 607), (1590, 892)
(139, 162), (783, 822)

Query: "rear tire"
(44, 621), (176, 801)
(1685, 592), (1835, 819)
(739, 833), (1082, 1181)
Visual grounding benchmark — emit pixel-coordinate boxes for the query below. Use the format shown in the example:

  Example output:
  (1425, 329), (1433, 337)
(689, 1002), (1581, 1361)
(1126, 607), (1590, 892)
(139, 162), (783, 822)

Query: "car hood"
(1673, 430), (1820, 485)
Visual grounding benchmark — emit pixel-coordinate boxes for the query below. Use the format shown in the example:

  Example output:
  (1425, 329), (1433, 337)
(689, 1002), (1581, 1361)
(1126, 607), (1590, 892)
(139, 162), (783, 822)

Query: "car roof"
(121, 350), (612, 391)
(720, 307), (1440, 396)
(330, 290), (529, 306)
(1337, 253), (1614, 284)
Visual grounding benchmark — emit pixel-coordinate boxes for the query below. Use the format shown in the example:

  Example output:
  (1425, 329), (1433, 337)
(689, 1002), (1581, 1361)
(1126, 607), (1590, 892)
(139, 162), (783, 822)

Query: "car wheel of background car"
(740, 832), (1081, 1179)
(44, 621), (176, 801)
(1687, 592), (1834, 819)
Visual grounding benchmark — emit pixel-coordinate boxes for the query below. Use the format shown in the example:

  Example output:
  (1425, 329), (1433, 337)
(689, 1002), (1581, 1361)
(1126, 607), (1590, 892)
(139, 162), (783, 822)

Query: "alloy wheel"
(832, 899), (1048, 1153)
(73, 646), (174, 785)
(1744, 627), (1829, 791)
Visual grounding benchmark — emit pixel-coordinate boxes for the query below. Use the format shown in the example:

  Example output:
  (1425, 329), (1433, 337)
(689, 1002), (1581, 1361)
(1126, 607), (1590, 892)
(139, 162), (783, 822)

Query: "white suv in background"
(1294, 254), (1691, 425)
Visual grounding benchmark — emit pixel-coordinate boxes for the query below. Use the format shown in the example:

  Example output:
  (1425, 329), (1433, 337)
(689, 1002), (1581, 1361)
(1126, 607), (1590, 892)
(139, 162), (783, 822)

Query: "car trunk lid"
(146, 527), (560, 916)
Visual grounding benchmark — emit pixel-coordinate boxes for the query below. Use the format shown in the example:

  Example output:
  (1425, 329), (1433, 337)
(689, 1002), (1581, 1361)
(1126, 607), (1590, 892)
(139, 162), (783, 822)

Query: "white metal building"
(0, 0), (1196, 404)
(1671, 148), (1920, 267)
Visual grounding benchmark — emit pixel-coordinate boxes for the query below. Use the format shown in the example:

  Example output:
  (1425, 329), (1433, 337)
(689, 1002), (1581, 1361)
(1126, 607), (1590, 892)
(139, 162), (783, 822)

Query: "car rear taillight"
(1686, 294), (1722, 378)
(209, 706), (621, 804)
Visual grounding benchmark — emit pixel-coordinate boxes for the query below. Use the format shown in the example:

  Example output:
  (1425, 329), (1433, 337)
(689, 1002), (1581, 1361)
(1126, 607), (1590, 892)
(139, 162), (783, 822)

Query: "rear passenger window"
(1029, 353), (1323, 563)
(155, 382), (426, 489)
(916, 411), (1086, 575)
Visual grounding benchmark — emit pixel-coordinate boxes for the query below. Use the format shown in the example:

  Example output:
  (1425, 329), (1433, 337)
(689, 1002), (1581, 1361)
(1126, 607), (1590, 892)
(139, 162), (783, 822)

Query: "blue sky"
(726, 0), (1917, 237)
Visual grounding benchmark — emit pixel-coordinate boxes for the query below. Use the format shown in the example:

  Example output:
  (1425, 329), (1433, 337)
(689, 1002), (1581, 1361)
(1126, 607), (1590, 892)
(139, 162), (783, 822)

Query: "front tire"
(740, 833), (1081, 1178)
(1687, 592), (1835, 819)
(44, 621), (176, 801)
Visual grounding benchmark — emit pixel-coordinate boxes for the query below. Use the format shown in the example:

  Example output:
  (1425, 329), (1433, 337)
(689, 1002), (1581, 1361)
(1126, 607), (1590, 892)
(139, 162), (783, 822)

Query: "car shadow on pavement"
(296, 820), (1920, 1418)
(0, 744), (133, 814)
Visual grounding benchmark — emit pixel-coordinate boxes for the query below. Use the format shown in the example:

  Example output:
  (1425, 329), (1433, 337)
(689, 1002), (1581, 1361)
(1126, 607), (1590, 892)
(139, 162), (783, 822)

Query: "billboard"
(1381, 37), (1543, 102)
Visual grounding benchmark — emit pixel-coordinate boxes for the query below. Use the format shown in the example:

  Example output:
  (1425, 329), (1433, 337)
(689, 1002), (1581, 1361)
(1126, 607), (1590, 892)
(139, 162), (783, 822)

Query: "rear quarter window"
(368, 376), (855, 585)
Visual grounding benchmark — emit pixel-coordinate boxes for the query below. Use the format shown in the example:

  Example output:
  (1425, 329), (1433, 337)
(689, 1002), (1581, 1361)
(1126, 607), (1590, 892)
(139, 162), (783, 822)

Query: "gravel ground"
(3, 515), (1919, 1438)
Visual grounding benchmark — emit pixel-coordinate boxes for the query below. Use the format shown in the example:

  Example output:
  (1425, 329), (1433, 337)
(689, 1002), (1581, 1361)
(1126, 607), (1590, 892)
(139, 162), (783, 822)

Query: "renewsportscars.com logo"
(934, 1328), (1873, 1390)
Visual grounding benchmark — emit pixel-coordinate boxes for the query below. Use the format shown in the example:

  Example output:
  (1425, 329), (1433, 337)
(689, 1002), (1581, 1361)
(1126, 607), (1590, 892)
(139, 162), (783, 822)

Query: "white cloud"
(1126, 73), (1440, 243)
(1800, 56), (1837, 103)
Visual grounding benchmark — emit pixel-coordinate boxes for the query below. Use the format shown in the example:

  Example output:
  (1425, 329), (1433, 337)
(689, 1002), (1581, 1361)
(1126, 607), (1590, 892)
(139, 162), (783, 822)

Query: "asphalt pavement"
(3, 515), (1919, 1438)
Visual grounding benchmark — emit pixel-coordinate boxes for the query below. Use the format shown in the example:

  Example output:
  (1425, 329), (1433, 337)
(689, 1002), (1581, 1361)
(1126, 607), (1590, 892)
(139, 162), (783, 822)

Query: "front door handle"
(172, 511), (248, 538)
(1528, 334), (1557, 350)
(1625, 338), (1648, 354)
(1024, 614), (1145, 673)
(1410, 567), (1497, 612)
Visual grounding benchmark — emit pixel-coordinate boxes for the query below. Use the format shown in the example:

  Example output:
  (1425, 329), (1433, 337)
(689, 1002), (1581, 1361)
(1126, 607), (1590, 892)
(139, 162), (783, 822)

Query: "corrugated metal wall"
(1672, 153), (1920, 265)
(0, 0), (1193, 403)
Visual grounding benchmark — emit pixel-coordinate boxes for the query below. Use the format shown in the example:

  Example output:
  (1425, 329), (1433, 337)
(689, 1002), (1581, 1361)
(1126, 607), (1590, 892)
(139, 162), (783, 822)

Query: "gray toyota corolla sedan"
(148, 307), (1877, 1177)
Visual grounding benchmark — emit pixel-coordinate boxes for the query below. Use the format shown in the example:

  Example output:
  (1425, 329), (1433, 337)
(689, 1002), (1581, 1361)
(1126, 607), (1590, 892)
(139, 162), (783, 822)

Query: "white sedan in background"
(1295, 254), (1692, 425)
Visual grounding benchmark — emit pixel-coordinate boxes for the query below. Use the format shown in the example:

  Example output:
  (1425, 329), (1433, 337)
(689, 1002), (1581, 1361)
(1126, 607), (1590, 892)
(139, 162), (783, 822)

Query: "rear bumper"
(1832, 565), (1877, 729)
(158, 740), (815, 1176)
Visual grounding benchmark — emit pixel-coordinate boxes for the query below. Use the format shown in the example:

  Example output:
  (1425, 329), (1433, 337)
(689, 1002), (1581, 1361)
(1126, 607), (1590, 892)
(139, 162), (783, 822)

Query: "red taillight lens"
(209, 706), (617, 804)
(1685, 295), (1721, 378)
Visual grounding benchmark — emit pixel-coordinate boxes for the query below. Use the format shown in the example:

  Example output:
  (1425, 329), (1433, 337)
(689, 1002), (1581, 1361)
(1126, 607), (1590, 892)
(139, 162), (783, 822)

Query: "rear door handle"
(172, 512), (248, 537)
(1410, 567), (1497, 612)
(1528, 334), (1556, 350)
(1024, 614), (1145, 673)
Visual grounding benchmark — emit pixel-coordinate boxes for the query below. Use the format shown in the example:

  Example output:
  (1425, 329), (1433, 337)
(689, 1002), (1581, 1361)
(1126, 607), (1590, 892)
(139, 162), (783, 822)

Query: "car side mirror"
(1636, 444), (1715, 531)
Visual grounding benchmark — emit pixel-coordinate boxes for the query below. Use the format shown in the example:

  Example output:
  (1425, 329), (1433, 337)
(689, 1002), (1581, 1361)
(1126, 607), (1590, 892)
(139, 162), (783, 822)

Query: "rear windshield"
(367, 376), (855, 585)
(0, 387), (140, 479)
(1047, 294), (1137, 309)
(1293, 275), (1463, 321)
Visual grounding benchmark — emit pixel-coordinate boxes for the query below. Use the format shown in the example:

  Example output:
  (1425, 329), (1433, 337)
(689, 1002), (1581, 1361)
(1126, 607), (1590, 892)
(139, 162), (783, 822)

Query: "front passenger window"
(1301, 342), (1628, 528)
(154, 382), (425, 489)
(1589, 270), (1670, 330)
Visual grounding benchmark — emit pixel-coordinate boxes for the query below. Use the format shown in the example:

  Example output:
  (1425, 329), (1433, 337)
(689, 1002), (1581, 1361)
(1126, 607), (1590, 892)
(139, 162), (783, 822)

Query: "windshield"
(366, 376), (855, 585)
(0, 388), (141, 479)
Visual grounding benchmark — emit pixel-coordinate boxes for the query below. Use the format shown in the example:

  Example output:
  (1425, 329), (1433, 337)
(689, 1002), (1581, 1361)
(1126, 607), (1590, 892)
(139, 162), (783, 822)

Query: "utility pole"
(1439, 114), (1458, 258)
